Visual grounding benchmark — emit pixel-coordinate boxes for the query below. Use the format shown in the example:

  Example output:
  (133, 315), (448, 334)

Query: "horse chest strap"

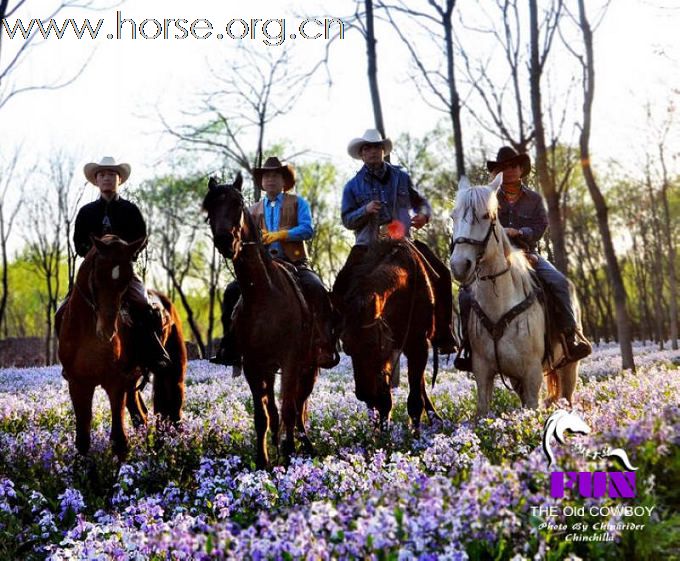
(471, 291), (536, 341)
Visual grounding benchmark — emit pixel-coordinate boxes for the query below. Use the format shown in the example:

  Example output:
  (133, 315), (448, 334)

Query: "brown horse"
(337, 239), (442, 431)
(57, 235), (186, 459)
(203, 174), (318, 469)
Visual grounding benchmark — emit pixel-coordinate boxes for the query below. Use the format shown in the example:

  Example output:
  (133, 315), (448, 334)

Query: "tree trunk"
(659, 145), (678, 349)
(529, 0), (568, 274)
(168, 269), (206, 358)
(576, 0), (634, 369)
(365, 0), (386, 143)
(443, 2), (465, 178)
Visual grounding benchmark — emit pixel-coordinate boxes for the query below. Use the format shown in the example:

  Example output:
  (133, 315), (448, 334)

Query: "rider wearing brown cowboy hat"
(211, 156), (338, 369)
(333, 129), (458, 355)
(455, 146), (592, 371)
(67, 156), (171, 371)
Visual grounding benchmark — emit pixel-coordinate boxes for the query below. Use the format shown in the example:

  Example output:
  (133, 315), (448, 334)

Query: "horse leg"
(106, 384), (129, 460)
(279, 367), (299, 462)
(68, 381), (95, 456)
(521, 363), (543, 409)
(295, 365), (319, 456)
(126, 378), (148, 429)
(558, 362), (578, 405)
(154, 328), (186, 423)
(264, 372), (280, 460)
(245, 367), (270, 470)
(405, 340), (428, 435)
(474, 360), (495, 418)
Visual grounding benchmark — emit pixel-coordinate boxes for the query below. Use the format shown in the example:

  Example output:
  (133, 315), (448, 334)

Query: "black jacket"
(73, 196), (147, 258)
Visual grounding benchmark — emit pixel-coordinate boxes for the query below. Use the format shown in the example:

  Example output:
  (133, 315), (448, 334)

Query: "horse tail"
(432, 347), (439, 388)
(603, 448), (638, 471)
(546, 369), (560, 402)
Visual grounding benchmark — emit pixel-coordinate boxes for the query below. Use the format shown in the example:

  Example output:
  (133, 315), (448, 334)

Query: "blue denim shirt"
(262, 192), (314, 256)
(341, 163), (431, 246)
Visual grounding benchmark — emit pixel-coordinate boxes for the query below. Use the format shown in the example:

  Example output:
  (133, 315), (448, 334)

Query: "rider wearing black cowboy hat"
(455, 146), (592, 372)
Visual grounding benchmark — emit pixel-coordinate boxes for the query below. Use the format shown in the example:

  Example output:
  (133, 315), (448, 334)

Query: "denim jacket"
(497, 185), (548, 253)
(341, 163), (431, 246)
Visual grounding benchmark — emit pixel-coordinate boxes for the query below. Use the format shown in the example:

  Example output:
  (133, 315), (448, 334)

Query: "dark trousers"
(458, 255), (578, 340)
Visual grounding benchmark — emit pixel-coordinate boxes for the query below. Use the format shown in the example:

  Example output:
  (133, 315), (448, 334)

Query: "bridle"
(451, 214), (509, 285)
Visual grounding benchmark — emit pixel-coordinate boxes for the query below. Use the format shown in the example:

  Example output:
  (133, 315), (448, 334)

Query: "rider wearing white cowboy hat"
(68, 156), (171, 370)
(333, 128), (459, 355)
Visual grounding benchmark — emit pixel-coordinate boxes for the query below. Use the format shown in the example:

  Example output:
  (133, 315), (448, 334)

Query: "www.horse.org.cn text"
(1, 12), (346, 46)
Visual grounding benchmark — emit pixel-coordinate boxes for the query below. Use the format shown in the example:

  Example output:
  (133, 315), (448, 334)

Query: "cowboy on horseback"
(210, 156), (338, 369)
(63, 156), (171, 371)
(333, 128), (458, 355)
(455, 147), (592, 372)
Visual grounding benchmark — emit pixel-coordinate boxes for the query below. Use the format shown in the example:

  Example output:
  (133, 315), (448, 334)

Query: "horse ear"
(458, 175), (471, 192)
(208, 177), (218, 191)
(234, 172), (243, 191)
(490, 172), (503, 190)
(127, 236), (147, 258)
(92, 235), (109, 255)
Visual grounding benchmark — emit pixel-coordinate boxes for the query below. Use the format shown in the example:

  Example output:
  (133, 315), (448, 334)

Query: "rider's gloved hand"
(262, 230), (289, 245)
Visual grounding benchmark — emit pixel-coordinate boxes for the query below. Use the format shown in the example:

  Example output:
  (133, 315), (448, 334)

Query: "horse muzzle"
(450, 255), (474, 284)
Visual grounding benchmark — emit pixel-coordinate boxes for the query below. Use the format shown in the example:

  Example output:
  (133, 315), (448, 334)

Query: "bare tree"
(0, 0), (95, 112)
(162, 46), (312, 201)
(24, 194), (63, 364)
(49, 153), (85, 291)
(568, 0), (635, 370)
(656, 115), (678, 349)
(378, 0), (466, 178)
(529, 0), (572, 274)
(0, 149), (24, 335)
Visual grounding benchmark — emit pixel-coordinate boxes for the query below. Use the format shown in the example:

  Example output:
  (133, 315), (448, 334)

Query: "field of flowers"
(0, 342), (679, 560)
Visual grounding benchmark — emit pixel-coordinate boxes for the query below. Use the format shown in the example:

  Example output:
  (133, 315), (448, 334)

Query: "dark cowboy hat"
(486, 146), (531, 177)
(253, 156), (296, 191)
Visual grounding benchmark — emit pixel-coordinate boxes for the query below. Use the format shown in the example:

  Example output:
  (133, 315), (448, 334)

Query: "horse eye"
(482, 213), (490, 219)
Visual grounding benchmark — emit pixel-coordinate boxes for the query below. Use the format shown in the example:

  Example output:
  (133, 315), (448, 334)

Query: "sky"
(2, 0), (679, 200)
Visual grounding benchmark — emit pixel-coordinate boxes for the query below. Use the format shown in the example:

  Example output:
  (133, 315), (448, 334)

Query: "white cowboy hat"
(83, 156), (131, 186)
(347, 129), (393, 160)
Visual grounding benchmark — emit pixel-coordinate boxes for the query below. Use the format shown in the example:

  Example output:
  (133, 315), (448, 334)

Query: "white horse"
(449, 175), (581, 416)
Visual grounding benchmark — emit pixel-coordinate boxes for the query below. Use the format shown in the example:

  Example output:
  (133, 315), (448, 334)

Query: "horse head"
(202, 173), (252, 260)
(450, 174), (503, 285)
(90, 235), (145, 341)
(542, 409), (591, 469)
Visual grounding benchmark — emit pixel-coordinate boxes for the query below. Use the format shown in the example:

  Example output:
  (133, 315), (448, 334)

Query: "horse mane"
(454, 182), (536, 294)
(346, 239), (413, 300)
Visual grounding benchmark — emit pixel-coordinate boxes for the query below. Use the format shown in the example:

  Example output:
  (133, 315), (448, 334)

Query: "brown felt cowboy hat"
(486, 146), (531, 177)
(83, 156), (131, 185)
(253, 157), (296, 191)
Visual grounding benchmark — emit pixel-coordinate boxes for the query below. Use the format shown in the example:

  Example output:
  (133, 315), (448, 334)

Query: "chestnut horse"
(57, 235), (186, 459)
(337, 238), (442, 431)
(203, 174), (318, 469)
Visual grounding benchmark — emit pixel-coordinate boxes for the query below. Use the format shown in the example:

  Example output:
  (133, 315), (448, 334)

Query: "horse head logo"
(542, 410), (591, 469)
(542, 410), (638, 472)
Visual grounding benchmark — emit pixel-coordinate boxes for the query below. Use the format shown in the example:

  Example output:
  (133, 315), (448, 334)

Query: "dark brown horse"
(57, 235), (186, 459)
(203, 174), (318, 469)
(337, 239), (441, 431)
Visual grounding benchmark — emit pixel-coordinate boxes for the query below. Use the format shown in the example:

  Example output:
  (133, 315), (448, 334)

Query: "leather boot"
(563, 328), (592, 361)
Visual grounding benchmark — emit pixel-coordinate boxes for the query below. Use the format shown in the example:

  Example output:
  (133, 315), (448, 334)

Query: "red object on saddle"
(386, 219), (406, 240)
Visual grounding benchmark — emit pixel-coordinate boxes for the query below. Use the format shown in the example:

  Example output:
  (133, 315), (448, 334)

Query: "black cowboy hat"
(486, 146), (531, 177)
(253, 156), (296, 191)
